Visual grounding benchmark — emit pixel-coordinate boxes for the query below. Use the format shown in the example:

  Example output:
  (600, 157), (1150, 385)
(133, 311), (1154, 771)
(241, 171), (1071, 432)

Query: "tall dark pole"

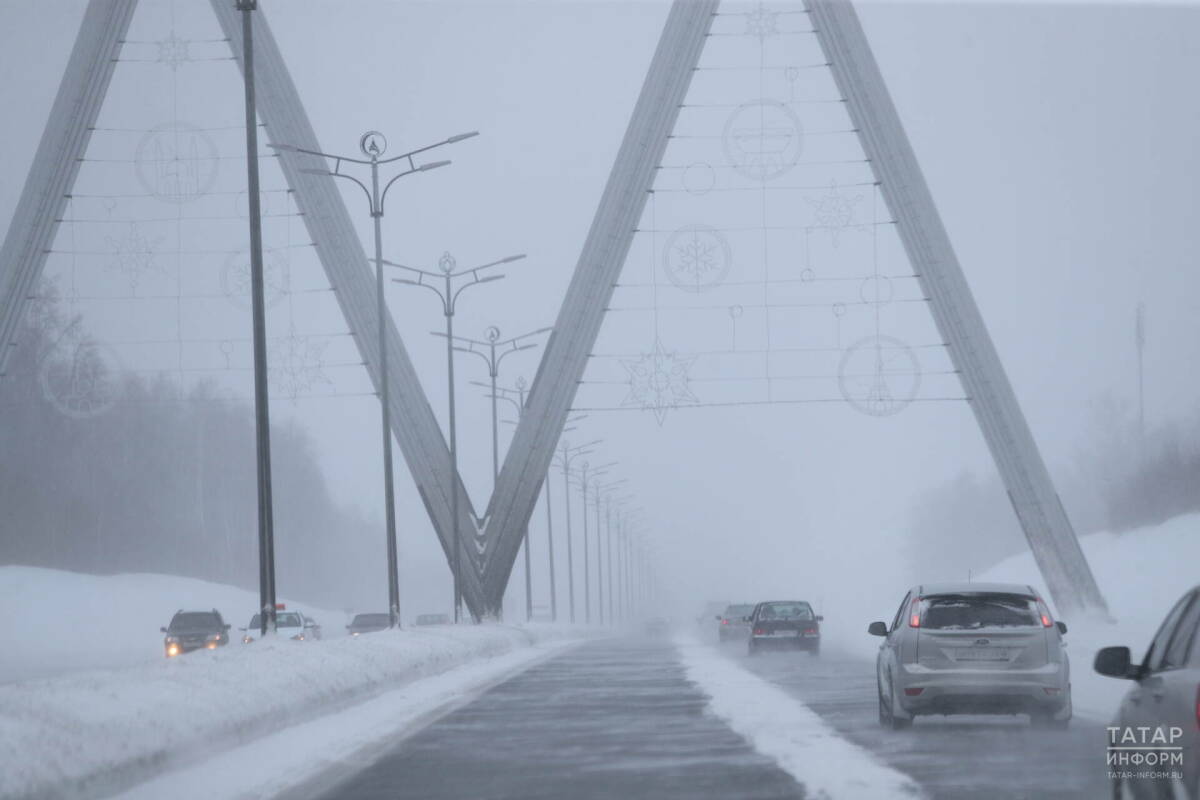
(562, 449), (576, 623)
(369, 155), (401, 629)
(444, 271), (463, 623)
(594, 485), (604, 625)
(238, 0), (276, 638)
(606, 501), (614, 624)
(580, 463), (590, 624)
(544, 476), (557, 622)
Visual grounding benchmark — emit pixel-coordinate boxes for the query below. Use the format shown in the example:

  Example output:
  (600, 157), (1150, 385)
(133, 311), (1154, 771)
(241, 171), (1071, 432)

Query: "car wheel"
(880, 674), (912, 730)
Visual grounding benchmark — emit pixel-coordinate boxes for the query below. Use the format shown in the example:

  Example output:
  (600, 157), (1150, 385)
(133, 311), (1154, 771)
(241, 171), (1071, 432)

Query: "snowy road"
(731, 641), (1110, 800)
(291, 635), (1110, 800)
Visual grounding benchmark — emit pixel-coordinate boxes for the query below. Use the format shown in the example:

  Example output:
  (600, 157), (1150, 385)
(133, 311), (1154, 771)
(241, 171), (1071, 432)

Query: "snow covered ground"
(0, 620), (581, 800)
(0, 566), (345, 684)
(677, 635), (925, 799)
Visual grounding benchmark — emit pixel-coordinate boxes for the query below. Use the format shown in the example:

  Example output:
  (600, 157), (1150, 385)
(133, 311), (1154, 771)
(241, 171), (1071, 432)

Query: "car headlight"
(206, 633), (221, 642)
(291, 633), (305, 641)
(242, 635), (254, 643)
(165, 635), (180, 644)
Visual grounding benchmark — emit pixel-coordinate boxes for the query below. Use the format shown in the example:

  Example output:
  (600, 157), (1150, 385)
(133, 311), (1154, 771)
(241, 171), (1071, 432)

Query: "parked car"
(868, 582), (1070, 730)
(240, 608), (318, 642)
(746, 600), (822, 655)
(1094, 584), (1199, 799)
(415, 613), (451, 626)
(347, 612), (391, 636)
(716, 603), (755, 642)
(161, 609), (230, 657)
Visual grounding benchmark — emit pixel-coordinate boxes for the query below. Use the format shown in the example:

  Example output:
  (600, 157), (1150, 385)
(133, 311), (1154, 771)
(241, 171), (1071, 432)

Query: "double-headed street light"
(271, 130), (478, 629)
(388, 252), (527, 623)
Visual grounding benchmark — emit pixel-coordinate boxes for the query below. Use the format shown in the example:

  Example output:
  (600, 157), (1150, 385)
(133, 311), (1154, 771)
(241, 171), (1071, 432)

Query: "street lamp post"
(592, 479), (626, 626)
(389, 252), (527, 622)
(235, 0), (277, 639)
(556, 440), (597, 624)
(270, 129), (476, 629)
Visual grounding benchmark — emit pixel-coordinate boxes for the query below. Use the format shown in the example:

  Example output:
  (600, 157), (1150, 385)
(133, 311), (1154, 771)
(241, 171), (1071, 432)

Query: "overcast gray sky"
(0, 0), (1196, 620)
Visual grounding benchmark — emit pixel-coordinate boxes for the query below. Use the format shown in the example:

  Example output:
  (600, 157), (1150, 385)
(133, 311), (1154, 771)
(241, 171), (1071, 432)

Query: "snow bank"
(676, 635), (925, 800)
(0, 622), (579, 800)
(0, 566), (343, 684)
(974, 512), (1200, 721)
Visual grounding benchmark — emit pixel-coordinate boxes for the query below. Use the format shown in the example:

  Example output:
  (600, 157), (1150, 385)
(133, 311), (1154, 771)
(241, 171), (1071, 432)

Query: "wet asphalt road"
(308, 635), (1111, 800)
(728, 639), (1111, 800)
(314, 637), (806, 800)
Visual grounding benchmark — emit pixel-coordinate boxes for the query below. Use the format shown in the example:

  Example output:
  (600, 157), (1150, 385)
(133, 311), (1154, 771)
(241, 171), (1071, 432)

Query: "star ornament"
(621, 339), (699, 425)
(806, 181), (864, 246)
(744, 4), (780, 41)
(105, 222), (163, 290)
(268, 334), (332, 400)
(156, 31), (191, 71)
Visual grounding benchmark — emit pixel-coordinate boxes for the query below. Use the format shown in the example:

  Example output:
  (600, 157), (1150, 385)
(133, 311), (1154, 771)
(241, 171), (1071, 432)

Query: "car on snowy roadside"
(239, 609), (318, 643)
(161, 609), (230, 657)
(745, 600), (822, 656)
(347, 612), (391, 636)
(868, 582), (1071, 730)
(1093, 584), (1199, 800)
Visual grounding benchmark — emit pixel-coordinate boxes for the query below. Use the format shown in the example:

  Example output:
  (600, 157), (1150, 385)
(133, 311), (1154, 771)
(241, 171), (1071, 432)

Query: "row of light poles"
(234, 4), (646, 631)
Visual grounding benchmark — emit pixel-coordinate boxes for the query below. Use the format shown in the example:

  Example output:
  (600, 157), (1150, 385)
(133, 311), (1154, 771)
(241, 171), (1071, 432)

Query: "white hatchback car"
(868, 582), (1071, 729)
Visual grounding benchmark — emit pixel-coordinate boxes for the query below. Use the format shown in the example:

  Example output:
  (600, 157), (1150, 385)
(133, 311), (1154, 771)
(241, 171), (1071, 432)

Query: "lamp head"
(486, 326), (501, 343)
(438, 252), (457, 274)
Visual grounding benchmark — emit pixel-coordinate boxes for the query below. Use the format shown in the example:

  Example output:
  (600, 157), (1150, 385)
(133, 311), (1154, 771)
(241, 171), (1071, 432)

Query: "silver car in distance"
(868, 582), (1071, 730)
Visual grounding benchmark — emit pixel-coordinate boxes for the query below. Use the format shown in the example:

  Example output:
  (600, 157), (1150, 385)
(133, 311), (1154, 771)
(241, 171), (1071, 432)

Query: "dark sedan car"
(347, 613), (391, 636)
(746, 600), (822, 656)
(1095, 584), (1199, 799)
(161, 609), (230, 657)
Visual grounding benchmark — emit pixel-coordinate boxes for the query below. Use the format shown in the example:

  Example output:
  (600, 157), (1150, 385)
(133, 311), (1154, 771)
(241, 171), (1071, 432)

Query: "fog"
(1, 0), (1197, 631)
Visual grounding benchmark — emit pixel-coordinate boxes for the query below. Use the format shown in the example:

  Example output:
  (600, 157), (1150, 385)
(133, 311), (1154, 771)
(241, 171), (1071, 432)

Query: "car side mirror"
(867, 621), (888, 637)
(160, 626), (167, 633)
(1094, 646), (1137, 679)
(224, 624), (231, 630)
(816, 615), (824, 622)
(715, 615), (723, 621)
(1055, 621), (1067, 635)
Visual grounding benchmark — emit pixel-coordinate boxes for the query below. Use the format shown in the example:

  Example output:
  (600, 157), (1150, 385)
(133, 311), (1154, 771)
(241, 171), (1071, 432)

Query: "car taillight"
(753, 628), (764, 635)
(1035, 598), (1054, 628)
(909, 598), (921, 628)
(904, 688), (924, 696)
(803, 628), (817, 634)
(721, 619), (729, 625)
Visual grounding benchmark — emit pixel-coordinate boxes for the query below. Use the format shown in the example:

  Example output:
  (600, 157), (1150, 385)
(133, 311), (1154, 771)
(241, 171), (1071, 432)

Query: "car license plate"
(956, 647), (1010, 661)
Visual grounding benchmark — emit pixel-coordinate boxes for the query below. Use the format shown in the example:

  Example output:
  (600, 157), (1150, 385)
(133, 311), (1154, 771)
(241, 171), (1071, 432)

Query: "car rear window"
(920, 594), (1039, 630)
(758, 602), (814, 621)
(169, 612), (220, 631)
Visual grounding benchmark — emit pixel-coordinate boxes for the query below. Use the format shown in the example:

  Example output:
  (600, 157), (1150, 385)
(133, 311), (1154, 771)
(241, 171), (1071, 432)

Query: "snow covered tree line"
(0, 282), (381, 611)
(906, 398), (1200, 583)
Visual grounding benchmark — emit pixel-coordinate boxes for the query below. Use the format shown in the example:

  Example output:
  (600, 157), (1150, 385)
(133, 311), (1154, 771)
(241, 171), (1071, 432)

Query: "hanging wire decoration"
(621, 339), (699, 425)
(267, 332), (333, 401)
(663, 224), (731, 292)
(806, 180), (864, 246)
(39, 324), (123, 419)
(105, 221), (164, 291)
(722, 100), (804, 181)
(134, 122), (220, 203)
(155, 30), (192, 71)
(837, 334), (921, 417)
(574, 0), (960, 422)
(220, 247), (290, 309)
